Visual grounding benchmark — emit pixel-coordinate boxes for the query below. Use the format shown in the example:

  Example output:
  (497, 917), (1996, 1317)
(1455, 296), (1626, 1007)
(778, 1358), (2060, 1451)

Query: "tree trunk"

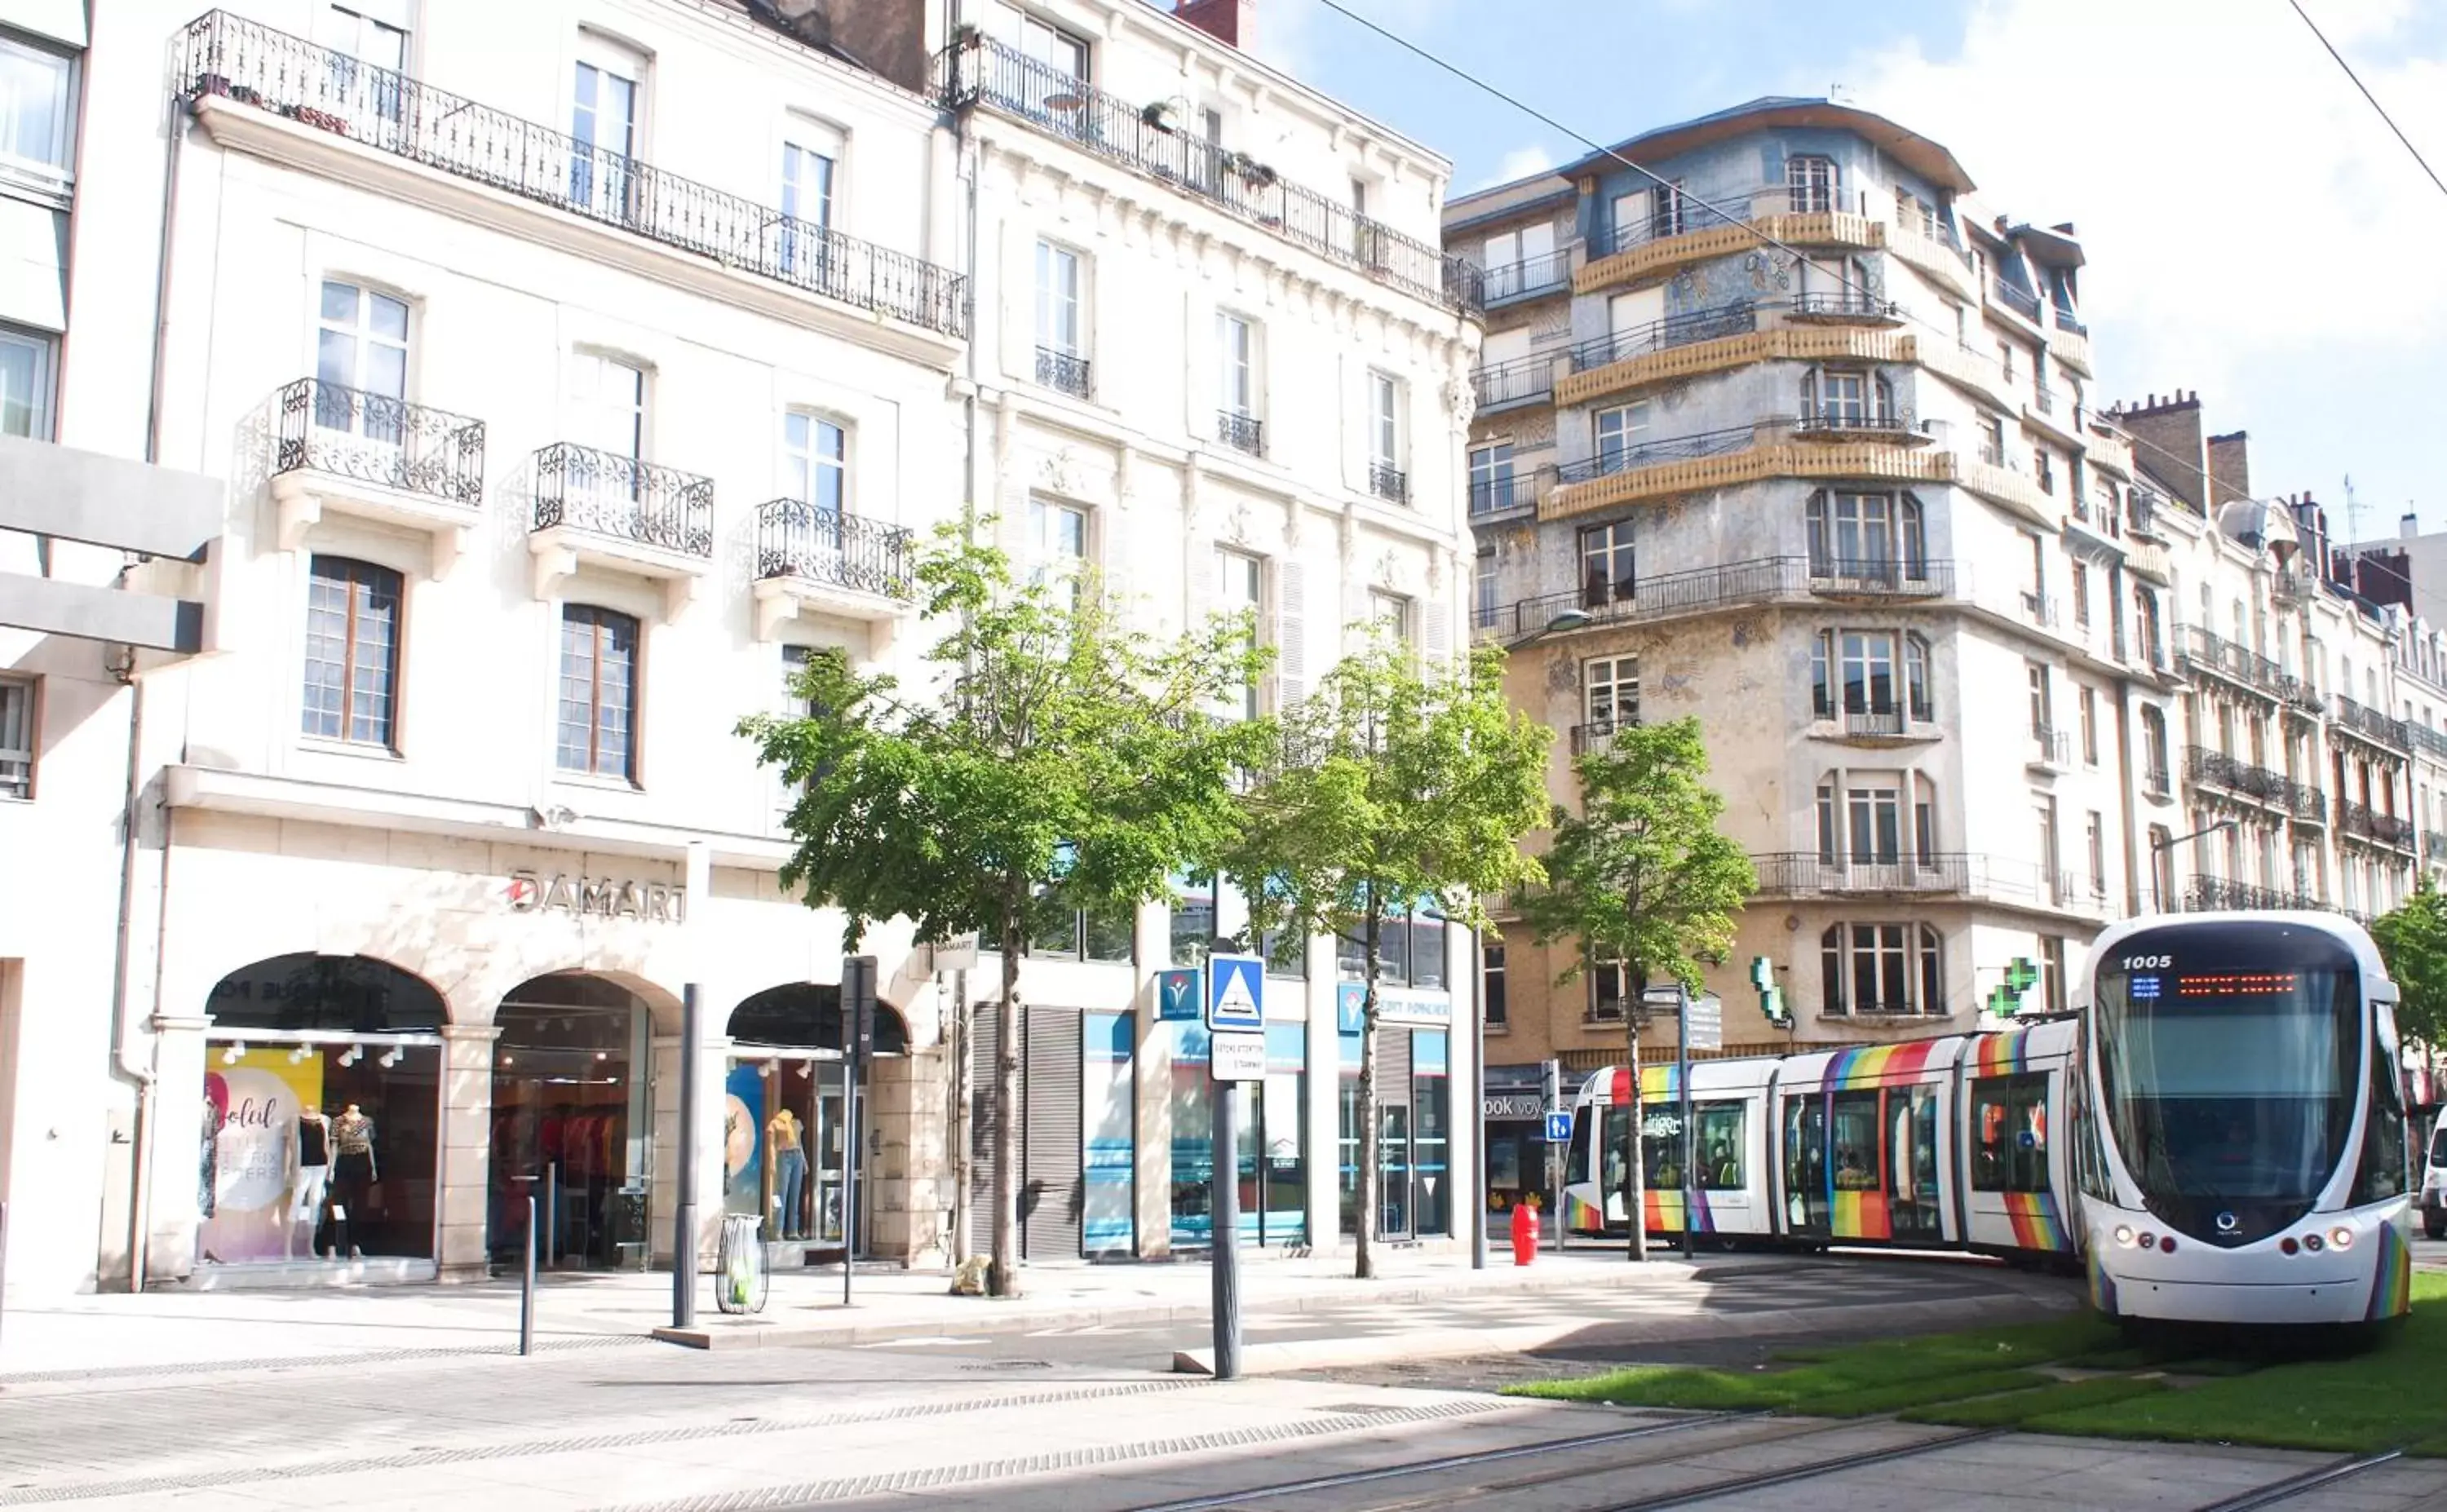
(992, 904), (1024, 1298)
(1626, 1012), (1647, 1262)
(1355, 907), (1381, 1281)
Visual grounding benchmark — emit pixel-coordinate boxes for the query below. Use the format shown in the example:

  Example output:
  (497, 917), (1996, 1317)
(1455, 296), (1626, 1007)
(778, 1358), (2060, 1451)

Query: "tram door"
(1781, 1094), (1829, 1234)
(1964, 1073), (2061, 1254)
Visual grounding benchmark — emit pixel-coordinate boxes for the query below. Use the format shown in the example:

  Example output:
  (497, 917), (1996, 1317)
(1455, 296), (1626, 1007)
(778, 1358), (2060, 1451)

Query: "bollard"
(519, 1196), (537, 1357)
(543, 1163), (559, 1272)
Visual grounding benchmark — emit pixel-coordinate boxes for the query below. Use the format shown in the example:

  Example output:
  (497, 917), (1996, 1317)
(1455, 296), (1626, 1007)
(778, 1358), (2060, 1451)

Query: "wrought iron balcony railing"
(1367, 462), (1409, 505)
(1216, 409), (1264, 457)
(531, 443), (713, 558)
(1569, 302), (1756, 372)
(938, 35), (1479, 315)
(1791, 409), (1917, 440)
(1991, 276), (2042, 323)
(1469, 351), (1555, 410)
(2184, 877), (2319, 914)
(2182, 744), (2301, 810)
(2031, 726), (2072, 767)
(2335, 695), (2411, 752)
(1786, 293), (1898, 321)
(2144, 765), (2172, 801)
(2411, 721), (2447, 761)
(1035, 346), (1091, 400)
(1468, 474), (1534, 515)
(2339, 798), (2416, 851)
(2179, 624), (2319, 708)
(272, 377), (483, 504)
(1554, 422), (1757, 485)
(2054, 308), (2087, 336)
(1479, 249), (1571, 303)
(753, 498), (913, 599)
(1808, 556), (1953, 596)
(1495, 556), (1805, 640)
(179, 11), (967, 337)
(1608, 197), (1754, 256)
(1749, 852), (2057, 903)
(1569, 717), (1636, 754)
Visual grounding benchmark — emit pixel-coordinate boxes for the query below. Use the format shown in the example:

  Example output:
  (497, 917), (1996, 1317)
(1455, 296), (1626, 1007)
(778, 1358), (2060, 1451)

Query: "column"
(1131, 899), (1170, 1258)
(1445, 922), (1480, 1251)
(1304, 933), (1341, 1258)
(436, 1023), (499, 1282)
(141, 1013), (212, 1286)
(866, 1047), (949, 1263)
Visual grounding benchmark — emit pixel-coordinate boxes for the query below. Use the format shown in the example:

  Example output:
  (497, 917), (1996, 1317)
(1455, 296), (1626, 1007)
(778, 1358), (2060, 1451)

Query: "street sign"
(1206, 954), (1265, 1032)
(1210, 1032), (1266, 1082)
(1684, 993), (1723, 1051)
(1543, 1111), (1573, 1143)
(1157, 968), (1201, 1021)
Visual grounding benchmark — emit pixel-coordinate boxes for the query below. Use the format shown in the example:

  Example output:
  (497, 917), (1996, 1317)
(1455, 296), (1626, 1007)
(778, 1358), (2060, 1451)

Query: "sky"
(1237, 0), (2447, 548)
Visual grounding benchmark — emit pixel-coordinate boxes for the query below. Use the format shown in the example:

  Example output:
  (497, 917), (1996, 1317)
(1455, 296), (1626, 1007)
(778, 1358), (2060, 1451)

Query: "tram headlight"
(2304, 1233), (2325, 1253)
(2137, 1231), (2156, 1249)
(2330, 1227), (2354, 1250)
(2113, 1225), (2135, 1247)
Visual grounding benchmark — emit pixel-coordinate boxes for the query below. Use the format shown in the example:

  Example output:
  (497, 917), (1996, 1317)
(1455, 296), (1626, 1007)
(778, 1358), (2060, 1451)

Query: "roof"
(1555, 96), (1976, 194)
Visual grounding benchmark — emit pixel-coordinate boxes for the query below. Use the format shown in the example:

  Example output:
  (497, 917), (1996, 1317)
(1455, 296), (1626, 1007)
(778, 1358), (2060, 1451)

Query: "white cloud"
(1471, 144), (1560, 192)
(1842, 0), (2447, 405)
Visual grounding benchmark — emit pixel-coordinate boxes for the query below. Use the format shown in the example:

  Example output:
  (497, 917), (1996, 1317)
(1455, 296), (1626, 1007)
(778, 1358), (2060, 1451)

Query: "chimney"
(2405, 511), (2421, 540)
(2206, 430), (2250, 510)
(1176, 0), (1253, 48)
(2118, 390), (2207, 512)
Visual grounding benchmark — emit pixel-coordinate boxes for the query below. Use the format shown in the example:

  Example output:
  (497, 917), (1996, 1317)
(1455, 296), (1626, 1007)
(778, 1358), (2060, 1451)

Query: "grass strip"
(1785, 1368), (2053, 1417)
(1903, 1374), (2170, 1428)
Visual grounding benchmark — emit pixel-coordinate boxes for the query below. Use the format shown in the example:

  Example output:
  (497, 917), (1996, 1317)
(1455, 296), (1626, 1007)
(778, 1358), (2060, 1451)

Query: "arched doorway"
(200, 954), (445, 1277)
(723, 984), (908, 1258)
(488, 975), (655, 1271)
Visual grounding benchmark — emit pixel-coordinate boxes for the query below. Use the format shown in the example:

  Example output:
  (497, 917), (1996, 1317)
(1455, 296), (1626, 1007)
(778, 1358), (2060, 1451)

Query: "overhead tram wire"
(2286, 0), (2447, 203)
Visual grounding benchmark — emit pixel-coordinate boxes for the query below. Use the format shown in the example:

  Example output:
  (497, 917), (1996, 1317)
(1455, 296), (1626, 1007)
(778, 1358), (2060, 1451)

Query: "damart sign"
(506, 870), (688, 923)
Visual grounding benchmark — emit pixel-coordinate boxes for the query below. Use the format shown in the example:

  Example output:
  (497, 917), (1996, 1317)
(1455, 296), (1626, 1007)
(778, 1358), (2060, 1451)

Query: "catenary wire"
(2285, 0), (2447, 202)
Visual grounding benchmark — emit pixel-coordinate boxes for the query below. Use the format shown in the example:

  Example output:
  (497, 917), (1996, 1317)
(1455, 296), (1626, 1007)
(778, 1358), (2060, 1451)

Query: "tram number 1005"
(2120, 954), (2172, 970)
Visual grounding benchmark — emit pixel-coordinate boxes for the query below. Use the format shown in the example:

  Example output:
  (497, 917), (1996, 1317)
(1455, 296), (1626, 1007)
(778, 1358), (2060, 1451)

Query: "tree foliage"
(740, 530), (1265, 1296)
(1229, 640), (1550, 1278)
(2372, 878), (2447, 1052)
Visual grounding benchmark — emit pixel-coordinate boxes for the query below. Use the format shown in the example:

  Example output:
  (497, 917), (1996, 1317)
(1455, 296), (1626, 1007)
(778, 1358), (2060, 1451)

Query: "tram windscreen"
(2093, 922), (2359, 1239)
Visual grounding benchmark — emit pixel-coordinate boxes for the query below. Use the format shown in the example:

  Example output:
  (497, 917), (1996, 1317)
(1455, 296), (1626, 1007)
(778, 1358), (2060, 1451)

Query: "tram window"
(1972, 1074), (2051, 1192)
(1565, 1107), (1594, 1187)
(1697, 1103), (1745, 1189)
(1641, 1103), (1687, 1191)
(1784, 1096), (1828, 1229)
(1829, 1090), (1882, 1191)
(2352, 1033), (2409, 1204)
(1603, 1105), (1636, 1221)
(1892, 1085), (1943, 1238)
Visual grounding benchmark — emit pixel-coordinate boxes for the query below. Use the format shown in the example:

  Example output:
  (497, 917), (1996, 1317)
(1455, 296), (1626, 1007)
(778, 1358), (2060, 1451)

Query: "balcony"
(1545, 428), (1957, 520)
(1478, 249), (1572, 305)
(2029, 726), (2072, 770)
(2339, 798), (2416, 851)
(1808, 556), (1954, 599)
(526, 443), (713, 619)
(1569, 716), (1636, 755)
(1990, 276), (2043, 325)
(939, 36), (1477, 316)
(2179, 624), (2316, 709)
(1790, 409), (1925, 444)
(179, 11), (967, 339)
(1468, 474), (1536, 517)
(2144, 766), (2172, 802)
(1554, 422), (1759, 487)
(2053, 310), (2088, 338)
(1750, 852), (1973, 898)
(2183, 744), (2286, 806)
(1368, 462), (1409, 506)
(1785, 293), (1902, 325)
(1579, 193), (1879, 294)
(2335, 696), (2411, 753)
(1469, 351), (1556, 413)
(750, 499), (915, 639)
(1823, 707), (1936, 745)
(2184, 877), (2320, 914)
(2020, 589), (2060, 628)
(1569, 303), (1756, 374)
(1490, 556), (1808, 640)
(267, 378), (485, 576)
(1558, 322), (1913, 413)
(2272, 567), (2312, 604)
(1216, 409), (1264, 458)
(1035, 347), (1091, 401)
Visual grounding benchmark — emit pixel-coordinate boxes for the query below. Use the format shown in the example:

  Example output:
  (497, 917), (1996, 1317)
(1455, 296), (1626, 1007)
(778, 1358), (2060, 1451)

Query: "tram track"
(2192, 1447), (2406, 1510)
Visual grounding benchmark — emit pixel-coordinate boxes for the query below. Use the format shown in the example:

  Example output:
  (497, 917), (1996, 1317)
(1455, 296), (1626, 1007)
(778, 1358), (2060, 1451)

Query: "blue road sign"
(1206, 954), (1265, 1032)
(1544, 1111), (1573, 1143)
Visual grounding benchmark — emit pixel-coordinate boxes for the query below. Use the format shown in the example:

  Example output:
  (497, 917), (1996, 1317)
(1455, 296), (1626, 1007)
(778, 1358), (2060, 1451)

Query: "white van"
(2426, 1112), (2447, 1240)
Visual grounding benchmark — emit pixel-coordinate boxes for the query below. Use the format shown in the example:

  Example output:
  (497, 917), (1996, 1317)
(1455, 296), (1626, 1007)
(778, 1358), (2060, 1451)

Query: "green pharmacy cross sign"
(1987, 956), (2042, 1017)
(1750, 955), (1791, 1031)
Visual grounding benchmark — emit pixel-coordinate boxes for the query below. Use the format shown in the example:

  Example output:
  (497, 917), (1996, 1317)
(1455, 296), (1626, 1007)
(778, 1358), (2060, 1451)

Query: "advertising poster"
(199, 1049), (325, 1263)
(723, 1064), (765, 1217)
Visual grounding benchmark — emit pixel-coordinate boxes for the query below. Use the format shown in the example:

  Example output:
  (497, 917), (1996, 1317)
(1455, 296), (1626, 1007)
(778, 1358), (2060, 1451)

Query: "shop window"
(1971, 1073), (2050, 1192)
(490, 974), (654, 1269)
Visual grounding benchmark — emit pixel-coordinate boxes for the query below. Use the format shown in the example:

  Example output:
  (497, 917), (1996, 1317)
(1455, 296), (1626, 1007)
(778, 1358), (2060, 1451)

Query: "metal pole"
(844, 1042), (861, 1307)
(1468, 926), (1487, 1271)
(1210, 1074), (1241, 1380)
(1678, 992), (1695, 1262)
(1543, 1059), (1562, 1255)
(1627, 1012), (1646, 1262)
(519, 1196), (537, 1356)
(673, 983), (701, 1330)
(543, 1162), (558, 1271)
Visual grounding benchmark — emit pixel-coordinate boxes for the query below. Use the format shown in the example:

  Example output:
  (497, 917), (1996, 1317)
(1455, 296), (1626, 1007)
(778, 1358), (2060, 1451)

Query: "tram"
(2081, 912), (2414, 1325)
(1560, 911), (2418, 1326)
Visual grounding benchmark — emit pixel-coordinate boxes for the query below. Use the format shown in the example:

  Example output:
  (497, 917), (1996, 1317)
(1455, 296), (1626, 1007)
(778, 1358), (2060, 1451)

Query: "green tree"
(2373, 877), (2447, 1053)
(740, 532), (1264, 1297)
(1520, 716), (1755, 1261)
(1231, 640), (1549, 1279)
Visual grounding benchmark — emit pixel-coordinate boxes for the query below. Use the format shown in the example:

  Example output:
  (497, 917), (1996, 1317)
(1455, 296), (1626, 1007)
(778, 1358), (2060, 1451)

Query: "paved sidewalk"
(0, 1242), (1728, 1378)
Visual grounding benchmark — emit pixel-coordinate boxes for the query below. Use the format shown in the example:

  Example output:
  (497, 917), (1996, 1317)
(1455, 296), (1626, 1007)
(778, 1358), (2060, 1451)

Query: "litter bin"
(715, 1214), (769, 1315)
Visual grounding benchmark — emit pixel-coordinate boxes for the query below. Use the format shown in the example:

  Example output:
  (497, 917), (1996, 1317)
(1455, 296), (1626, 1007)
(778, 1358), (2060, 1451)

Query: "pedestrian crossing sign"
(1206, 954), (1265, 1031)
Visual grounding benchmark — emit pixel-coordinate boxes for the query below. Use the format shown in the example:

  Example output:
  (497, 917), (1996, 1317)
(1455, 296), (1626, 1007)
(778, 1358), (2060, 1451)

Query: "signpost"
(1543, 1111), (1572, 1143)
(1205, 956), (1265, 1381)
(843, 954), (878, 1306)
(1541, 1059), (1564, 1255)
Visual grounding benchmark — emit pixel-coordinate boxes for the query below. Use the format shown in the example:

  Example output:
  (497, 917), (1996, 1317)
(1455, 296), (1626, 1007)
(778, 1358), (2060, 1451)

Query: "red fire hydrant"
(1510, 1196), (1541, 1267)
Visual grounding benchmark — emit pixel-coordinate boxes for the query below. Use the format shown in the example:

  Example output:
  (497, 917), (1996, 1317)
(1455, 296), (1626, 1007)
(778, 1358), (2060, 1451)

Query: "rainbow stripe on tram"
(1971, 1027), (2033, 1079)
(1998, 1191), (2069, 1253)
(1819, 1040), (1942, 1241)
(2367, 1222), (2413, 1320)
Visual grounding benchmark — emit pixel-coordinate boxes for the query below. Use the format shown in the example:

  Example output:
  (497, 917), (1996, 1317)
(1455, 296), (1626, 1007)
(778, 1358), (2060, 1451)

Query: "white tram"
(1559, 913), (2417, 1327)
(2080, 912), (2415, 1325)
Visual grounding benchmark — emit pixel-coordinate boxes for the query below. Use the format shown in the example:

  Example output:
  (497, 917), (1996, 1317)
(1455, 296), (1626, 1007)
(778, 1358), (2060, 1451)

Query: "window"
(1469, 442), (1516, 514)
(2034, 448), (2055, 495)
(1216, 548), (1262, 721)
(1367, 590), (1411, 644)
(1474, 548), (1498, 628)
(569, 49), (641, 219)
(1785, 153), (1834, 214)
(1587, 943), (1629, 1022)
(1368, 371), (1400, 471)
(2071, 562), (2090, 627)
(2026, 661), (2051, 738)
(569, 351), (647, 461)
(1483, 938), (1507, 1030)
(1839, 632), (1896, 715)
(1971, 1075), (2050, 1192)
(1584, 655), (1637, 732)
(316, 3), (408, 125)
(1820, 923), (1940, 1014)
(2086, 811), (2106, 896)
(778, 139), (836, 276)
(1847, 783), (1902, 864)
(316, 280), (409, 441)
(302, 556), (403, 748)
(783, 413), (846, 515)
(0, 325), (55, 440)
(1801, 368), (1891, 427)
(0, 674), (33, 799)
(2078, 685), (2098, 764)
(1219, 312), (1255, 417)
(2039, 935), (2065, 1014)
(1647, 179), (1688, 241)
(1577, 519), (1635, 607)
(1594, 402), (1648, 468)
(1905, 634), (1931, 722)
(1035, 240), (1082, 356)
(1029, 496), (1088, 596)
(1806, 491), (1924, 577)
(0, 33), (75, 180)
(2135, 586), (2164, 666)
(557, 605), (639, 780)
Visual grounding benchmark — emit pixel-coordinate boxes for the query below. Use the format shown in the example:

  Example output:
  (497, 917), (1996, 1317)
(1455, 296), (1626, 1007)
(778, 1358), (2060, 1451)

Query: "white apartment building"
(0, 0), (1483, 1297)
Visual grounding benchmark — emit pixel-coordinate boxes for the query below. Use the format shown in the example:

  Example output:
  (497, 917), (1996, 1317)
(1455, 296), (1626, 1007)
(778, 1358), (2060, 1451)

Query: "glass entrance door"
(1378, 1104), (1413, 1239)
(489, 979), (649, 1271)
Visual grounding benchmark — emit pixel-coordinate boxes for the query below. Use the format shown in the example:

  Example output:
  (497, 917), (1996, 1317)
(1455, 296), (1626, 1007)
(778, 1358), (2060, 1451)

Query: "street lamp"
(2149, 819), (2236, 913)
(1506, 608), (1591, 650)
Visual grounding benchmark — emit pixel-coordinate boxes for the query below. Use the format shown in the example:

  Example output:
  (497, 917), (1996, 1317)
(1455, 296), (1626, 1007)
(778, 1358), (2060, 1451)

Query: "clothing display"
(768, 1110), (808, 1241)
(325, 1106), (377, 1258)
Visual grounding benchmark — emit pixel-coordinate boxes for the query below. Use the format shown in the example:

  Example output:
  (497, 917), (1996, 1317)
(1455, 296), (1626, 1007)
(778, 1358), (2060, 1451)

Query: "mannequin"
(768, 1107), (808, 1241)
(327, 1102), (377, 1260)
(289, 1107), (332, 1261)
